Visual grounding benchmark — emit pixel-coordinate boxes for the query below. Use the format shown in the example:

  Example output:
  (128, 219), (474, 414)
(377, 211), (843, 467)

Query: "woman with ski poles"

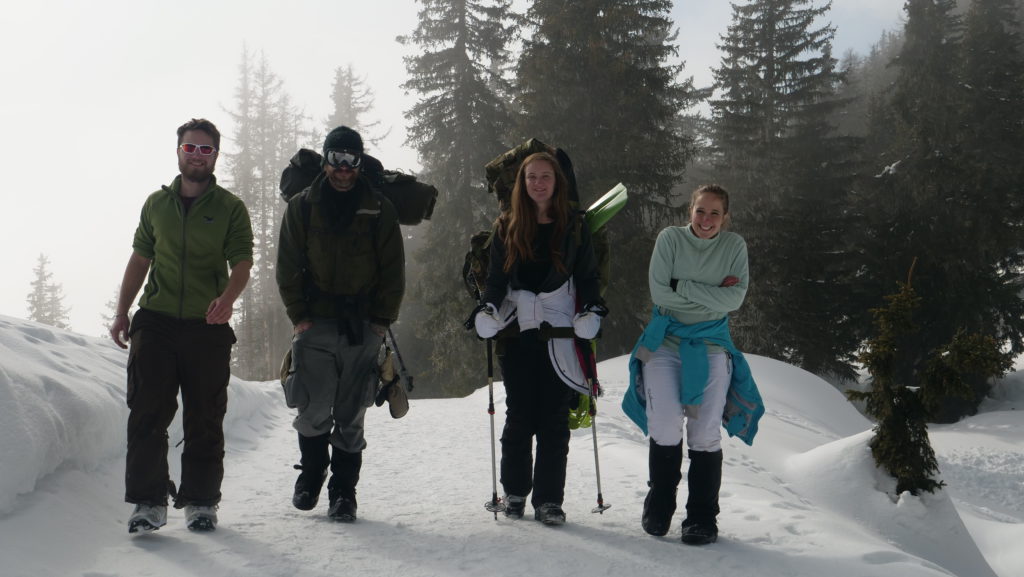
(622, 184), (764, 544)
(473, 151), (606, 526)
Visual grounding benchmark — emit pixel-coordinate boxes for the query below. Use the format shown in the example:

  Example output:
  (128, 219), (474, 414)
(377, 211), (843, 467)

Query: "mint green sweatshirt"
(648, 225), (748, 351)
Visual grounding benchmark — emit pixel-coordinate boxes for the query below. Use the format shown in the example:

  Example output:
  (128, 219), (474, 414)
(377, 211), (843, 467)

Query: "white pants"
(642, 346), (731, 451)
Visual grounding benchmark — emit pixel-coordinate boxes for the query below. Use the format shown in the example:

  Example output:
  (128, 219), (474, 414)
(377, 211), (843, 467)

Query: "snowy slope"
(0, 314), (1020, 577)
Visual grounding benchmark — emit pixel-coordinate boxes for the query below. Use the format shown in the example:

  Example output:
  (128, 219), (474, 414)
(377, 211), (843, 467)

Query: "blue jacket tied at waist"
(621, 309), (765, 446)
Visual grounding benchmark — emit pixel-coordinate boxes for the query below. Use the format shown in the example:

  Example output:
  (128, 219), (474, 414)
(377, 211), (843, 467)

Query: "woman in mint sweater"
(622, 184), (763, 545)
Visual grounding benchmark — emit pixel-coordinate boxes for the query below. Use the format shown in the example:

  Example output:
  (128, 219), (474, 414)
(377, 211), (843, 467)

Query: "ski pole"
(580, 340), (611, 513)
(464, 280), (504, 518)
(483, 337), (506, 518)
(386, 326), (414, 392)
(588, 385), (611, 513)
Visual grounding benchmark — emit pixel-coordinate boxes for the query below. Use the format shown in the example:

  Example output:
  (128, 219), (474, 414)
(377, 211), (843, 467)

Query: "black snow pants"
(498, 330), (575, 508)
(124, 308), (235, 507)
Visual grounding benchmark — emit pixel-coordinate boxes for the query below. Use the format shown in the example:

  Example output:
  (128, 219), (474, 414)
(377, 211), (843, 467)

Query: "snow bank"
(0, 315), (277, 515)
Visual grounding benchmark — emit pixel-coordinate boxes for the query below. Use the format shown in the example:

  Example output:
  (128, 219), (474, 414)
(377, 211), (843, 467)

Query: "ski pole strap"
(576, 337), (603, 398)
(464, 303), (488, 331)
(577, 337), (597, 379)
(386, 327), (414, 392)
(486, 337), (493, 377)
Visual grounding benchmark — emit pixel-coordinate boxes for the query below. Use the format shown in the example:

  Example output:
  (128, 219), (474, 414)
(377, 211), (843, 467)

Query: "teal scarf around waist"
(621, 309), (764, 445)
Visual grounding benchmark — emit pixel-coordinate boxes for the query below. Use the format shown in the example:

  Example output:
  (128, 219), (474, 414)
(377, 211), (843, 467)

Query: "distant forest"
(66, 1), (1019, 421)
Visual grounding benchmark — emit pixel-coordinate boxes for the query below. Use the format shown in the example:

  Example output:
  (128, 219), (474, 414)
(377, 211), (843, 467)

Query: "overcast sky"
(0, 0), (903, 338)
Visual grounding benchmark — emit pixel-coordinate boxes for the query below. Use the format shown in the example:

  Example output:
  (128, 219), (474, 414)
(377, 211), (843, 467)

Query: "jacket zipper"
(178, 195), (188, 319)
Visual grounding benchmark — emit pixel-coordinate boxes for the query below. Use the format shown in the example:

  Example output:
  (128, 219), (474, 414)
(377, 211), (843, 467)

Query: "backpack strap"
(296, 188), (317, 304)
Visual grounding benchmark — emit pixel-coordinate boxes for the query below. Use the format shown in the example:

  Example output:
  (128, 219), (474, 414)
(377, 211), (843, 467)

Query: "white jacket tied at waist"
(478, 280), (589, 395)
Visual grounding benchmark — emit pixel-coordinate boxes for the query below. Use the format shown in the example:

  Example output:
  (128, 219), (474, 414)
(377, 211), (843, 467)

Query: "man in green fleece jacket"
(109, 118), (254, 534)
(276, 126), (405, 523)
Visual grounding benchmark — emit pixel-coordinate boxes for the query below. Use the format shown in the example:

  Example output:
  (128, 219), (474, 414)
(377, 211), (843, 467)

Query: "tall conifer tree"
(326, 64), (389, 146)
(223, 47), (312, 380)
(516, 0), (696, 355)
(958, 0), (1024, 337)
(26, 253), (70, 330)
(853, 0), (1024, 420)
(710, 0), (859, 378)
(400, 0), (516, 396)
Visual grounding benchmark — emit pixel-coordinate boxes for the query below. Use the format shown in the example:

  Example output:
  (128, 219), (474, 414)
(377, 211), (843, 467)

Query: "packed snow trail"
(61, 384), (992, 576)
(0, 318), (1014, 577)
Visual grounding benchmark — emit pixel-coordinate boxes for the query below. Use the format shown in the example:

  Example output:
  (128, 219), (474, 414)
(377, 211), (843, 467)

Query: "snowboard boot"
(327, 448), (362, 522)
(292, 433), (330, 511)
(642, 439), (683, 537)
(680, 449), (723, 545)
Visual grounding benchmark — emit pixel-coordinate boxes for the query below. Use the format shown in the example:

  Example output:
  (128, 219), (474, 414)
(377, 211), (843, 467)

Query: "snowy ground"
(0, 314), (1021, 577)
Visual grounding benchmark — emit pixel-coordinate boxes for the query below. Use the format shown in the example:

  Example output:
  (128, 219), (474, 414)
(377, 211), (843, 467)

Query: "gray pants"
(283, 318), (382, 452)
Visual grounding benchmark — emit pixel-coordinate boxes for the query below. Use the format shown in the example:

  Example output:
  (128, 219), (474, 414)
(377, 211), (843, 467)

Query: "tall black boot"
(642, 439), (683, 536)
(327, 448), (362, 522)
(292, 433), (330, 511)
(681, 449), (723, 545)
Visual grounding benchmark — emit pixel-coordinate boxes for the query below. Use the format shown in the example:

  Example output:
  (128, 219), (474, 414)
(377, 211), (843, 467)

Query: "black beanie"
(323, 126), (364, 154)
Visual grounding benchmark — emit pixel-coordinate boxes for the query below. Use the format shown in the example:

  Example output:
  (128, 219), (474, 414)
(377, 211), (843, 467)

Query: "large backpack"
(467, 140), (627, 431)
(463, 138), (617, 303)
(280, 148), (438, 226)
(483, 138), (579, 211)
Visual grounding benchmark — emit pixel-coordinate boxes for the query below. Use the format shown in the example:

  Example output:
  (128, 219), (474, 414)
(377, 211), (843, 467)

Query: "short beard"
(180, 160), (214, 184)
(328, 173), (357, 192)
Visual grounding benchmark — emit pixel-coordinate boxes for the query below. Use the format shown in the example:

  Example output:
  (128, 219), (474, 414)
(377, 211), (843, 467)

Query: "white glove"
(474, 303), (503, 339)
(573, 302), (607, 339)
(572, 311), (601, 339)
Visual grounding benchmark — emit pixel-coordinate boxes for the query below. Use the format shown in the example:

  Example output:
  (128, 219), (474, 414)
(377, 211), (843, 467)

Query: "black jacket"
(483, 212), (601, 309)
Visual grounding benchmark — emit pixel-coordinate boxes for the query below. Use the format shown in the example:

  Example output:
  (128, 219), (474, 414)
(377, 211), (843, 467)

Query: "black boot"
(642, 440), (683, 536)
(681, 449), (723, 545)
(292, 433), (330, 511)
(327, 449), (362, 522)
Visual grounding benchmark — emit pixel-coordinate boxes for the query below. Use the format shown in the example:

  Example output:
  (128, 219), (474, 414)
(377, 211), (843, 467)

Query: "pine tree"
(958, 0), (1024, 321)
(516, 0), (697, 356)
(710, 0), (860, 379)
(920, 329), (1014, 420)
(852, 0), (1024, 420)
(26, 253), (70, 330)
(100, 285), (127, 339)
(849, 261), (1011, 494)
(399, 0), (517, 396)
(223, 47), (313, 380)
(326, 64), (390, 147)
(833, 31), (903, 138)
(849, 273), (943, 496)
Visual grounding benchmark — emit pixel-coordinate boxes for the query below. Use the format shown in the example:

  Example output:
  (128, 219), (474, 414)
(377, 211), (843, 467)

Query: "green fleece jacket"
(276, 174), (405, 325)
(132, 175), (254, 320)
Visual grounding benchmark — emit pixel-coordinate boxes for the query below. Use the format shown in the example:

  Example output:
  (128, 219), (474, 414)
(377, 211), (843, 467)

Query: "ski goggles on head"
(179, 143), (217, 155)
(325, 149), (362, 169)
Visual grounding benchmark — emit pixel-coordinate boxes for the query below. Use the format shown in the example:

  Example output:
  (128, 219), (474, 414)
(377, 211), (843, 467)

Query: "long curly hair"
(500, 152), (572, 275)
